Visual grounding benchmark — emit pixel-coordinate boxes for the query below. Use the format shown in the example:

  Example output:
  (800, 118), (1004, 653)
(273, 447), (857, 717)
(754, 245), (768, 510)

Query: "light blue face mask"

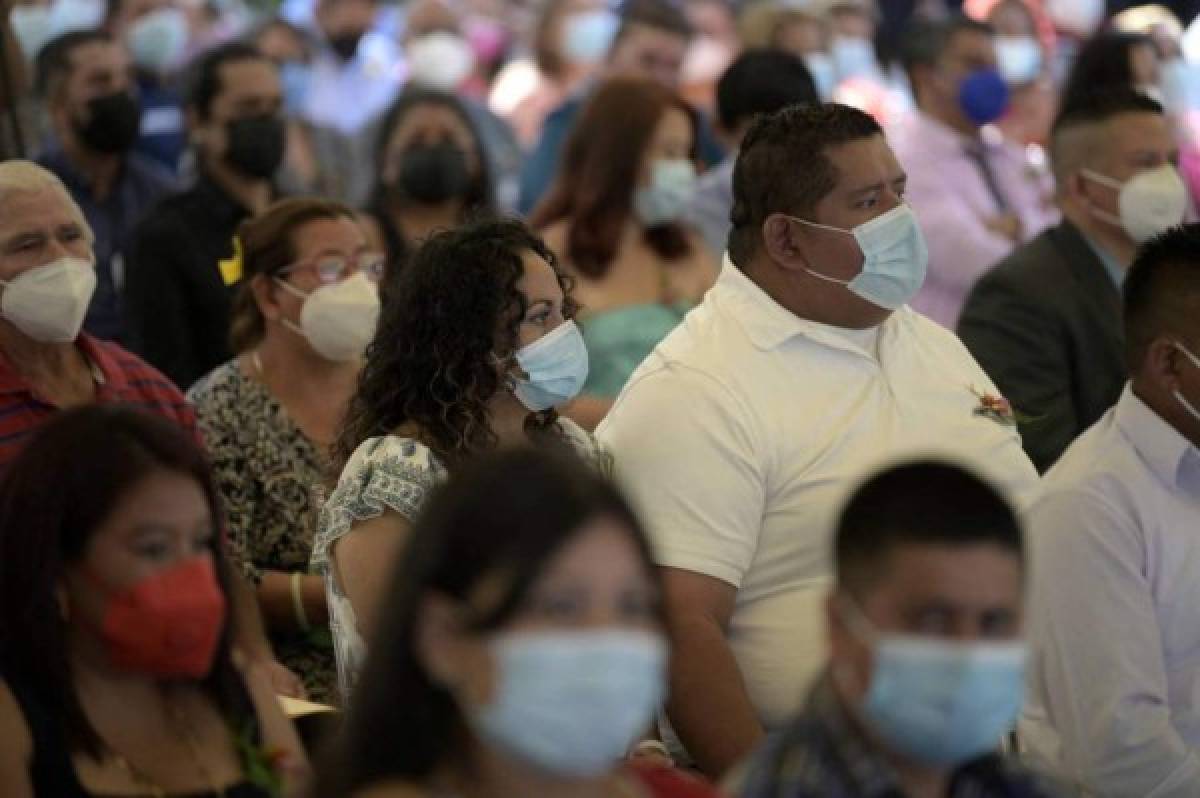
(512, 320), (589, 412)
(994, 35), (1043, 86)
(562, 8), (618, 65)
(831, 35), (879, 81)
(470, 629), (667, 776)
(804, 52), (837, 101)
(279, 61), (313, 115)
(791, 204), (929, 311)
(838, 596), (1027, 767)
(634, 158), (697, 229)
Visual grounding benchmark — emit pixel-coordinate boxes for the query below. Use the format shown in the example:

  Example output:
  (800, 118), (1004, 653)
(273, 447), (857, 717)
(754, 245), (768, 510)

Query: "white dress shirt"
(1020, 385), (1200, 798)
(597, 260), (1040, 733)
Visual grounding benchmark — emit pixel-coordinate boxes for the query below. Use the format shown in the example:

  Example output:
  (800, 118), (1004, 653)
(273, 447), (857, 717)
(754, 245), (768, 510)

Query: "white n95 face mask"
(277, 273), (381, 362)
(0, 257), (97, 342)
(792, 204), (930, 311)
(406, 32), (476, 92)
(1082, 164), (1189, 243)
(512, 320), (589, 412)
(470, 629), (667, 777)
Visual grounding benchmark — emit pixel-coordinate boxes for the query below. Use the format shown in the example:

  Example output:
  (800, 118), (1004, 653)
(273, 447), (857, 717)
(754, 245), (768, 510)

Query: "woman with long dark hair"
(531, 77), (717, 430)
(314, 448), (721, 798)
(362, 88), (496, 286)
(312, 218), (600, 700)
(0, 406), (306, 796)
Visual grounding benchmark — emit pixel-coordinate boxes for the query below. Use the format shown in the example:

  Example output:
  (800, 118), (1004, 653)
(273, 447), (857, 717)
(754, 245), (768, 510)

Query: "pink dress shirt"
(890, 112), (1059, 328)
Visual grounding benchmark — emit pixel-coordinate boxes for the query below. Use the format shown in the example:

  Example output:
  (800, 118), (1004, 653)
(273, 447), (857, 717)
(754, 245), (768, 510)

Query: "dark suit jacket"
(957, 221), (1126, 473)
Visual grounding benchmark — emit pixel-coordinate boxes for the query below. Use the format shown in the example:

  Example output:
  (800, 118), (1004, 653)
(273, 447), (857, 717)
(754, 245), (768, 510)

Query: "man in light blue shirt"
(1021, 223), (1200, 797)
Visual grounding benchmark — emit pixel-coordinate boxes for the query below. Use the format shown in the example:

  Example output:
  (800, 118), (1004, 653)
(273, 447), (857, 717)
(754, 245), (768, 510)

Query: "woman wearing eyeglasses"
(188, 198), (384, 704)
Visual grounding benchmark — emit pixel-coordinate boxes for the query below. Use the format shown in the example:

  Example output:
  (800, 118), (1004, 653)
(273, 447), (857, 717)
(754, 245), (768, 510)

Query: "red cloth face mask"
(84, 557), (227, 679)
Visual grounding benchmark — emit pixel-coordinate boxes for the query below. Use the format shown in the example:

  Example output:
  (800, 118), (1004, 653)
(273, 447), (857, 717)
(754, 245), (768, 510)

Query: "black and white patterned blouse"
(188, 360), (337, 703)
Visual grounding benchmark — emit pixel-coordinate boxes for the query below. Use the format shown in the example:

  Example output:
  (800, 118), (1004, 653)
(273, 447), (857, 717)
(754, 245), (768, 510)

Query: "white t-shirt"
(597, 260), (1040, 734)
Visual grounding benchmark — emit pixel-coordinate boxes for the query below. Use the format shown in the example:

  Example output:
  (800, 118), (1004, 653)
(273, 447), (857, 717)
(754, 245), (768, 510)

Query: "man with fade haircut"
(1021, 223), (1200, 796)
(959, 88), (1186, 473)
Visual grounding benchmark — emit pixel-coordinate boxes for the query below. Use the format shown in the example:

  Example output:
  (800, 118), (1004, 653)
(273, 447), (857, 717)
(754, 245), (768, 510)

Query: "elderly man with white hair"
(0, 160), (194, 466)
(0, 160), (308, 697)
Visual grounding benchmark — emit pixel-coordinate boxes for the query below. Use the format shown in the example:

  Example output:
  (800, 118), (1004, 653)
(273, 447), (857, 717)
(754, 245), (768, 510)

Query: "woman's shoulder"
(340, 435), (444, 482)
(186, 359), (250, 408)
(553, 417), (611, 475)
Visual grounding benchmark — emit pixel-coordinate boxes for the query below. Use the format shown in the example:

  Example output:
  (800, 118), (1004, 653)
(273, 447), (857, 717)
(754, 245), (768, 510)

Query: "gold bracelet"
(290, 571), (310, 633)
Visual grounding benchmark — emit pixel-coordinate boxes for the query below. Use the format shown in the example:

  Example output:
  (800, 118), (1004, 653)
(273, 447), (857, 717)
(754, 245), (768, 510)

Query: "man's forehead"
(70, 40), (129, 73)
(826, 135), (900, 183)
(0, 189), (83, 233)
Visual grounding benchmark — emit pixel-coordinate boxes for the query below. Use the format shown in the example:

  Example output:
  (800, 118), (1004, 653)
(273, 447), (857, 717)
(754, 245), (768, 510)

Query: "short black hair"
(1061, 31), (1155, 111)
(1124, 224), (1200, 372)
(612, 0), (693, 48)
(835, 461), (1023, 598)
(899, 14), (993, 95)
(34, 29), (113, 100)
(715, 49), (818, 132)
(184, 41), (269, 120)
(728, 102), (881, 265)
(1049, 86), (1163, 186)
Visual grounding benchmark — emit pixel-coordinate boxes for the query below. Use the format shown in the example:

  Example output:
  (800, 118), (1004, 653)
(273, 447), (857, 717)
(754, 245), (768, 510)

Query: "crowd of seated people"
(1, 0), (1200, 795)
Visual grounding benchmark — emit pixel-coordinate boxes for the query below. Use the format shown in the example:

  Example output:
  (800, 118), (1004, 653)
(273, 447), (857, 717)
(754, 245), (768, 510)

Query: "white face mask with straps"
(1173, 341), (1200, 424)
(0, 257), (97, 343)
(275, 273), (381, 362)
(1081, 165), (1189, 244)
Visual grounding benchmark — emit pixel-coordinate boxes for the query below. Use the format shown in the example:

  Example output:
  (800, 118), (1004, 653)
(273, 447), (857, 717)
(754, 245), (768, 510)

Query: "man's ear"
(762, 212), (808, 273)
(1145, 335), (1187, 393)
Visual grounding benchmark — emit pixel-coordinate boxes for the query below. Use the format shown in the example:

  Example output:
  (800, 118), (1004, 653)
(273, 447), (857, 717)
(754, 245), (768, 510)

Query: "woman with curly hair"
(311, 218), (599, 700)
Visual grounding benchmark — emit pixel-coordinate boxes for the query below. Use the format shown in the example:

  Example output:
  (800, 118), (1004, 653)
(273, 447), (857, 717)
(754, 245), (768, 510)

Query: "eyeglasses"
(280, 253), (387, 285)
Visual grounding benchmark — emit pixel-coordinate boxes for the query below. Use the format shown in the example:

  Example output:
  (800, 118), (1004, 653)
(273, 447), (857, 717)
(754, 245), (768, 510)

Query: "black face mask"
(395, 140), (471, 205)
(224, 115), (286, 180)
(74, 91), (142, 154)
(329, 31), (364, 61)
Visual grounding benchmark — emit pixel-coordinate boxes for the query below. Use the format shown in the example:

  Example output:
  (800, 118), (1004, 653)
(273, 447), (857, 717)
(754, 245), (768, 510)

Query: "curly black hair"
(335, 218), (579, 471)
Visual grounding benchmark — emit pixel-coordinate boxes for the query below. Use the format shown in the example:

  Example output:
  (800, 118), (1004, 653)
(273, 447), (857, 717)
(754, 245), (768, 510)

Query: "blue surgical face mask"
(791, 204), (929, 311)
(838, 596), (1027, 767)
(9, 5), (54, 60)
(958, 67), (1010, 126)
(634, 158), (697, 228)
(470, 629), (667, 776)
(512, 320), (589, 412)
(804, 52), (837, 101)
(831, 35), (879, 80)
(994, 35), (1042, 85)
(126, 7), (189, 73)
(279, 61), (313, 115)
(562, 9), (618, 65)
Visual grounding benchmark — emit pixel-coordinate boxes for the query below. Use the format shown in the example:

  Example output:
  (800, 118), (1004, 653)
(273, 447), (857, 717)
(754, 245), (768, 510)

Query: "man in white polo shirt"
(597, 102), (1040, 779)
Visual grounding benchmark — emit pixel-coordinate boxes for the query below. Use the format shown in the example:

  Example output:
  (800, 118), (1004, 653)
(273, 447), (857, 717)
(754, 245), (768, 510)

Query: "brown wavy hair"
(334, 218), (579, 472)
(529, 76), (698, 279)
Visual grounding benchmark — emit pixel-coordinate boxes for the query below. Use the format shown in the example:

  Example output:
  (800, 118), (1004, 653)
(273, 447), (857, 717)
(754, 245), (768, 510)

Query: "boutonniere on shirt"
(970, 386), (1018, 427)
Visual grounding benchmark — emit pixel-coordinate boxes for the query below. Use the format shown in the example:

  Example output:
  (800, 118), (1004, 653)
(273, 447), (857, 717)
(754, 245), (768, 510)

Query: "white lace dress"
(310, 420), (603, 700)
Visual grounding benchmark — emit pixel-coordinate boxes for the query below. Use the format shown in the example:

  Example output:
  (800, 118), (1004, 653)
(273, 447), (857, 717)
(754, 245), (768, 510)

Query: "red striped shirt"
(0, 334), (199, 473)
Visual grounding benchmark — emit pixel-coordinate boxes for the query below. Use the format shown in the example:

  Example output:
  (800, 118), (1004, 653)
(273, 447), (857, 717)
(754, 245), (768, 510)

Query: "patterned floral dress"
(188, 360), (338, 703)
(311, 419), (603, 701)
